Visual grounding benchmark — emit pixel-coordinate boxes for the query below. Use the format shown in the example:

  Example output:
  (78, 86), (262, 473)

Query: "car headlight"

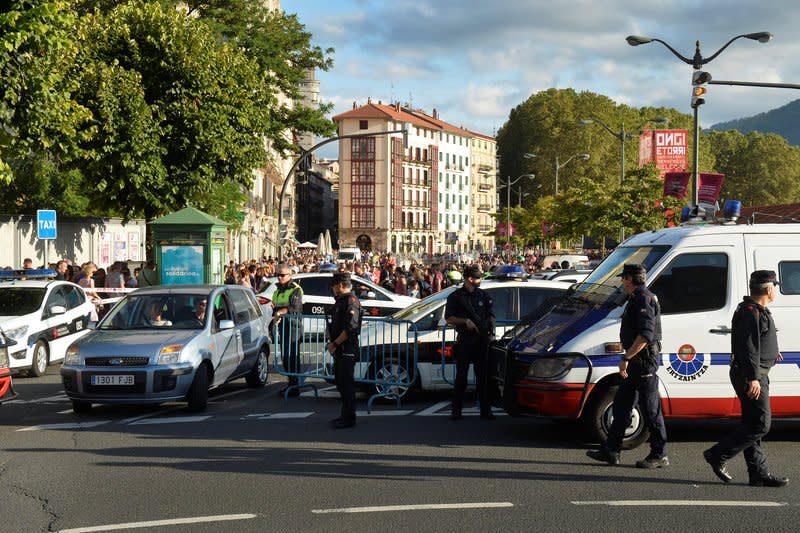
(4, 325), (28, 340)
(64, 345), (80, 365)
(157, 344), (184, 364)
(527, 356), (577, 380)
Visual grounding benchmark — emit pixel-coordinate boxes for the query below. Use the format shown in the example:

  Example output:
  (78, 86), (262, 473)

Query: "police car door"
(41, 286), (73, 363)
(210, 291), (242, 385)
(648, 248), (742, 417)
(747, 234), (800, 415)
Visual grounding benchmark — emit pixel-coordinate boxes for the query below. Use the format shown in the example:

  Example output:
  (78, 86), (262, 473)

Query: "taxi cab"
(0, 269), (95, 376)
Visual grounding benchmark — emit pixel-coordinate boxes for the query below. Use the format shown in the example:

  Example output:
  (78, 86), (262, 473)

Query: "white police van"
(0, 270), (96, 376)
(498, 203), (800, 447)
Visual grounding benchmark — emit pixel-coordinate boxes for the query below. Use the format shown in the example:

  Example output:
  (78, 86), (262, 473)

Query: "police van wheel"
(187, 365), (209, 412)
(30, 340), (49, 377)
(584, 385), (649, 450)
(246, 348), (270, 388)
(371, 359), (417, 401)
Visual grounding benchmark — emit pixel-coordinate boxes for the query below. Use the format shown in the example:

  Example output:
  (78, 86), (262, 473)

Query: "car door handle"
(709, 326), (732, 335)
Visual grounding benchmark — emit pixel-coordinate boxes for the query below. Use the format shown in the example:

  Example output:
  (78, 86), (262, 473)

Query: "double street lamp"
(626, 32), (772, 207)
(523, 152), (589, 195)
(503, 173), (535, 246)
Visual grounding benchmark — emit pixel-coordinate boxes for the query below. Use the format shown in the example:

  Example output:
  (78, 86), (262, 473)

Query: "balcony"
(479, 224), (494, 233)
(478, 164), (492, 173)
(478, 182), (492, 191)
(403, 155), (432, 167)
(401, 223), (431, 231)
(477, 204), (492, 213)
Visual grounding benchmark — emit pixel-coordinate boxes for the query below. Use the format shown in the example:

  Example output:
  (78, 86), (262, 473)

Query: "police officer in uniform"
(272, 263), (304, 397)
(445, 265), (496, 420)
(703, 270), (788, 487)
(587, 263), (669, 468)
(327, 272), (362, 429)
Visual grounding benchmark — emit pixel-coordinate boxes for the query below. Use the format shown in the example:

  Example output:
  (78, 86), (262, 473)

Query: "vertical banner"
(697, 172), (725, 206)
(663, 171), (691, 199)
(639, 125), (653, 167)
(100, 232), (111, 266)
(639, 129), (689, 175)
(128, 232), (140, 262)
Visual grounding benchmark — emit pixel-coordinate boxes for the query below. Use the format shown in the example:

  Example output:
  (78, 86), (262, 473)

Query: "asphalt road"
(2, 371), (800, 533)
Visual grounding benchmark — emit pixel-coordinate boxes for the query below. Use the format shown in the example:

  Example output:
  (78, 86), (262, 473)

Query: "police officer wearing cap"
(445, 265), (496, 420)
(703, 270), (788, 487)
(326, 272), (362, 429)
(588, 263), (668, 468)
(272, 263), (304, 397)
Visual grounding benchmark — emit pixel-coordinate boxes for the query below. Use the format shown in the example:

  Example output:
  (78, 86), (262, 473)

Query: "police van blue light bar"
(0, 268), (57, 280)
(723, 200), (741, 221)
(319, 263), (337, 272)
(679, 207), (692, 223)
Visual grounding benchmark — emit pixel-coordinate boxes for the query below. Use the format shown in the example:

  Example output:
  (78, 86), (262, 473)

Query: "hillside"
(709, 99), (800, 145)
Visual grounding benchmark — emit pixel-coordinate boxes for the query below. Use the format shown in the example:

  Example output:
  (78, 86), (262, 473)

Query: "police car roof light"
(723, 199), (741, 222)
(0, 268), (57, 280)
(492, 264), (526, 280)
(319, 263), (337, 272)
(679, 207), (692, 223)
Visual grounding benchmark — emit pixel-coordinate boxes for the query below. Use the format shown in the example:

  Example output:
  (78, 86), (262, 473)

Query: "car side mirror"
(49, 305), (67, 316)
(218, 319), (235, 330)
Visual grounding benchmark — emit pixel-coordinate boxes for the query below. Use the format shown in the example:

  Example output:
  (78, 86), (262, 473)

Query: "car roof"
(0, 279), (65, 288)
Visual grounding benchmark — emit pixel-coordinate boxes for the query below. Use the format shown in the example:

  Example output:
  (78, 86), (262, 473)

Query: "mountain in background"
(709, 99), (800, 145)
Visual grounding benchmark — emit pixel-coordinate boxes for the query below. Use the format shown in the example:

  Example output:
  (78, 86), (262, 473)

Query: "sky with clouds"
(284, 0), (800, 150)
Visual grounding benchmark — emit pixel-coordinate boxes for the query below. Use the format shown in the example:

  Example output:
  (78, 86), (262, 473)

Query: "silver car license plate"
(91, 375), (134, 386)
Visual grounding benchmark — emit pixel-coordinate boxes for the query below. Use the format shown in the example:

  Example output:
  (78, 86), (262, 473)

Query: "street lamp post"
(504, 173), (535, 249)
(626, 32), (771, 207)
(524, 152), (589, 195)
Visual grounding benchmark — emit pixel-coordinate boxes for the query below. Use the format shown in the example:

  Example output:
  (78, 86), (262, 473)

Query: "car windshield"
(99, 293), (211, 330)
(392, 286), (456, 321)
(0, 287), (46, 315)
(567, 245), (671, 308)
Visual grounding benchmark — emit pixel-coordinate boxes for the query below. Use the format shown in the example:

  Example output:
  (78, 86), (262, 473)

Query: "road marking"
(356, 409), (414, 416)
(571, 500), (788, 507)
(118, 405), (185, 425)
(415, 401), (451, 416)
(128, 415), (211, 426)
(58, 513), (257, 532)
(9, 393), (68, 404)
(311, 502), (514, 514)
(57, 409), (74, 414)
(209, 387), (254, 403)
(244, 412), (315, 420)
(17, 421), (110, 432)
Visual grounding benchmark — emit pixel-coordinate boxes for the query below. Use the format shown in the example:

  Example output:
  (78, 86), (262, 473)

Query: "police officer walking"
(272, 263), (304, 397)
(327, 272), (362, 429)
(587, 263), (668, 468)
(445, 265), (496, 420)
(703, 270), (788, 487)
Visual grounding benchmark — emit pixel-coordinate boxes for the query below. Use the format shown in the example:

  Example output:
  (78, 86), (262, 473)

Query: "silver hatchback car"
(61, 285), (270, 412)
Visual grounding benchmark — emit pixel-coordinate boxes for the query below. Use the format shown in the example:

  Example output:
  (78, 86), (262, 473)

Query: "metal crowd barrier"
(271, 313), (419, 411)
(438, 320), (518, 386)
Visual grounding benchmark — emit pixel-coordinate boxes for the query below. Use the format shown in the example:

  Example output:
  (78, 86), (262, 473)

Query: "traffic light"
(691, 70), (711, 108)
(279, 223), (288, 240)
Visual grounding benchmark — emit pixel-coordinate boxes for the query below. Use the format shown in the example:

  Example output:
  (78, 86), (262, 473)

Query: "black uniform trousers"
(708, 368), (771, 478)
(333, 347), (357, 422)
(606, 365), (668, 457)
(452, 337), (492, 416)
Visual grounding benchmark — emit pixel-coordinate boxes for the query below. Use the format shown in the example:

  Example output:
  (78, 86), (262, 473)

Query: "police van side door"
(746, 233), (800, 415)
(648, 246), (742, 417)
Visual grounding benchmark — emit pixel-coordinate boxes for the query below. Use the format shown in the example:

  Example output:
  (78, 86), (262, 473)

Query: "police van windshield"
(570, 245), (670, 307)
(392, 286), (455, 321)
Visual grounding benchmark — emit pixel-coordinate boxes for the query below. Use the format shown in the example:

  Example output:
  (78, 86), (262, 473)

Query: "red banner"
(698, 172), (725, 206)
(639, 129), (689, 175)
(663, 171), (691, 199)
(497, 223), (516, 237)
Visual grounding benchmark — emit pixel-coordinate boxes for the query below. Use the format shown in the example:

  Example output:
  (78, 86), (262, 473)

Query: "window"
(519, 288), (565, 317)
(487, 286), (514, 324)
(779, 261), (800, 295)
(227, 289), (259, 324)
(44, 287), (67, 315)
(359, 120), (368, 130)
(351, 207), (374, 228)
(351, 138), (375, 161)
(63, 285), (84, 309)
(649, 253), (728, 314)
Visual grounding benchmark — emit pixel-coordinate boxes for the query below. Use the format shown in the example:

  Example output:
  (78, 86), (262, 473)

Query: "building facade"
(333, 101), (496, 257)
(468, 132), (497, 253)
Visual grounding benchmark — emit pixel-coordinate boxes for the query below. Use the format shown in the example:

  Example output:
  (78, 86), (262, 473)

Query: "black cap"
(750, 270), (779, 285)
(463, 265), (482, 279)
(618, 263), (647, 277)
(331, 272), (351, 285)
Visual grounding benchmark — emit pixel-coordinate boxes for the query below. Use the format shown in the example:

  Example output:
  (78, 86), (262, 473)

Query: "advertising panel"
(639, 128), (689, 175)
(161, 245), (204, 285)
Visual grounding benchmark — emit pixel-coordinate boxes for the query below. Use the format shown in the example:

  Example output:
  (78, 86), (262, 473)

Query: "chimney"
(352, 101), (356, 109)
(367, 97), (371, 104)
(378, 100), (382, 105)
(395, 102), (400, 112)
(433, 108), (438, 119)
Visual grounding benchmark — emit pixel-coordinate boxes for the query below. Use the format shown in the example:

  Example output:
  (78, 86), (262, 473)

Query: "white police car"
(0, 270), (96, 376)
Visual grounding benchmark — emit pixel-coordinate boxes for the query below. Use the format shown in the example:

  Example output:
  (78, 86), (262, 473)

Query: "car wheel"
(72, 400), (92, 413)
(30, 340), (49, 377)
(371, 358), (417, 401)
(246, 348), (269, 388)
(583, 384), (649, 450)
(187, 365), (209, 412)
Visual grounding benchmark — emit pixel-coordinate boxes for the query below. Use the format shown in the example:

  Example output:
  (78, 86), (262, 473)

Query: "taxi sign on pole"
(37, 210), (57, 240)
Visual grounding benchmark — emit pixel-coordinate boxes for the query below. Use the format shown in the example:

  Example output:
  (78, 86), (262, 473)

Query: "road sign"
(36, 210), (57, 240)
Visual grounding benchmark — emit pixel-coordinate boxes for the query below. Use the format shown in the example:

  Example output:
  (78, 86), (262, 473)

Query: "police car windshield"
(392, 286), (456, 321)
(570, 245), (670, 307)
(0, 287), (47, 315)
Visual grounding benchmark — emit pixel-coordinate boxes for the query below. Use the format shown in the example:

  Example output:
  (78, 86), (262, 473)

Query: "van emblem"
(665, 344), (709, 381)
(109, 358), (123, 365)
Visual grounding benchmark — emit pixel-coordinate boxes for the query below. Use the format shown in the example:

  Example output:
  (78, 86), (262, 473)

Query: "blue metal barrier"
(272, 314), (419, 411)
(438, 320), (518, 386)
